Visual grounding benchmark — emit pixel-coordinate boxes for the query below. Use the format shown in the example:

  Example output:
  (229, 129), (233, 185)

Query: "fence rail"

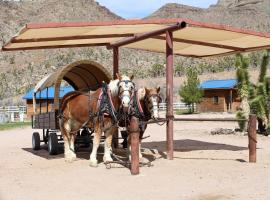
(159, 102), (196, 111)
(0, 106), (26, 113)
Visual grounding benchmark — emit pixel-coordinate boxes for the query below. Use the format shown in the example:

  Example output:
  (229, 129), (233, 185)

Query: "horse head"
(116, 74), (135, 113)
(139, 86), (161, 119)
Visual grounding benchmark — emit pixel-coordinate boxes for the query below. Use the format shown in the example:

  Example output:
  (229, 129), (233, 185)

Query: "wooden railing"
(158, 102), (196, 111)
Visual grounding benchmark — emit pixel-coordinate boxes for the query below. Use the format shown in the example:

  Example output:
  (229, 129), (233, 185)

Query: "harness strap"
(137, 91), (144, 114)
(97, 82), (118, 123)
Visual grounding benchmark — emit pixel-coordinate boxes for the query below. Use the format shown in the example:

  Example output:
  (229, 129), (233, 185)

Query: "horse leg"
(69, 134), (77, 160)
(89, 124), (101, 167)
(103, 126), (114, 163)
(62, 133), (76, 162)
(60, 119), (78, 162)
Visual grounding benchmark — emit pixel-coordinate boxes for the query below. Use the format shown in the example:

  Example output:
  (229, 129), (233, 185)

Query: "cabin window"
(213, 96), (219, 104)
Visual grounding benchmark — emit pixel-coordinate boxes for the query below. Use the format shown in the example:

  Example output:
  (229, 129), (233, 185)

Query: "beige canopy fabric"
(2, 18), (270, 57)
(33, 60), (112, 112)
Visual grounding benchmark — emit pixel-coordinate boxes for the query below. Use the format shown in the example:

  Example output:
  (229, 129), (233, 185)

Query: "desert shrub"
(236, 110), (247, 132)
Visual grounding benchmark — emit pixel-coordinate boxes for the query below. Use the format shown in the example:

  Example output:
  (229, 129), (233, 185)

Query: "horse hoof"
(89, 160), (98, 167)
(103, 156), (113, 163)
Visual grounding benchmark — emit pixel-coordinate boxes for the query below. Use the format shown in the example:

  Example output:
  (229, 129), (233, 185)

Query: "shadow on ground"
(22, 143), (93, 160)
(142, 139), (248, 152)
(22, 144), (156, 165)
(22, 139), (248, 164)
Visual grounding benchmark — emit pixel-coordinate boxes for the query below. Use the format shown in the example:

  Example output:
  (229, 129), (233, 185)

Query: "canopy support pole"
(112, 46), (119, 148)
(113, 47), (119, 79)
(248, 114), (257, 163)
(166, 31), (174, 160)
(129, 116), (140, 175)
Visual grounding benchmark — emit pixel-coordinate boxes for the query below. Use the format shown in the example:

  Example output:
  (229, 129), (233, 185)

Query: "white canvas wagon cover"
(33, 60), (112, 112)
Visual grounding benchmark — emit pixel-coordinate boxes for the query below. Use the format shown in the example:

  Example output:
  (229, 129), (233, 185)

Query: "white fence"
(159, 102), (196, 111)
(0, 106), (26, 123)
(0, 106), (26, 113)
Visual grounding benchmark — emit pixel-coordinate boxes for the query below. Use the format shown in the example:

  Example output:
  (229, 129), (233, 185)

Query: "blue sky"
(96, 0), (218, 19)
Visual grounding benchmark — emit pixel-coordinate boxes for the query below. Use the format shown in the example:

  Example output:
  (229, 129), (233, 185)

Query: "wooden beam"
(108, 22), (186, 49)
(2, 43), (109, 51)
(153, 36), (245, 51)
(11, 34), (133, 43)
(166, 31), (174, 160)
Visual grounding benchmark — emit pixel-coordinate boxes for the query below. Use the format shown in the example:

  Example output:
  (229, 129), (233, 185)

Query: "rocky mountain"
(1, 0), (270, 104)
(147, 0), (270, 32)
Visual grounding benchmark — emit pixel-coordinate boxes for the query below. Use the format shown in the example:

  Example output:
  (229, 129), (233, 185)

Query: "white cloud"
(96, 0), (218, 18)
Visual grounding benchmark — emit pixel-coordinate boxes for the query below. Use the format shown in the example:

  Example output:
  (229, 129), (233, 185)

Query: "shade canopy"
(2, 18), (270, 57)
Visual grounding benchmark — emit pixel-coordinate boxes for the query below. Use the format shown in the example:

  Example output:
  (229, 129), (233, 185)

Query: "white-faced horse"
(59, 75), (135, 166)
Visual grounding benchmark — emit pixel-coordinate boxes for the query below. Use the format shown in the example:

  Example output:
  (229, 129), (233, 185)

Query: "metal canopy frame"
(2, 18), (270, 175)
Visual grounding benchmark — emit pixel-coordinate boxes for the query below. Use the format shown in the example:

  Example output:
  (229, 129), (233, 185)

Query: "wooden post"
(248, 114), (257, 163)
(166, 31), (174, 160)
(112, 46), (119, 148)
(129, 116), (140, 175)
(230, 89), (233, 111)
(113, 47), (119, 79)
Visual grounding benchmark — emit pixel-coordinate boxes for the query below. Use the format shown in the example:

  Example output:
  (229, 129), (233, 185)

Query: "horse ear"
(157, 86), (161, 93)
(116, 73), (121, 80)
(138, 88), (146, 100)
(130, 75), (134, 80)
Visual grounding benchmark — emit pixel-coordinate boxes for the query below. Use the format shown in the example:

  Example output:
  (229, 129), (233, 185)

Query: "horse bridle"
(118, 80), (135, 105)
(144, 93), (162, 120)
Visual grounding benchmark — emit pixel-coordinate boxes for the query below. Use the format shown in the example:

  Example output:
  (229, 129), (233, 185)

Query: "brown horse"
(59, 75), (135, 166)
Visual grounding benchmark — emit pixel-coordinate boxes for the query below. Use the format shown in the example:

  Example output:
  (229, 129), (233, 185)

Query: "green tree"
(174, 64), (184, 77)
(149, 63), (165, 77)
(179, 68), (203, 113)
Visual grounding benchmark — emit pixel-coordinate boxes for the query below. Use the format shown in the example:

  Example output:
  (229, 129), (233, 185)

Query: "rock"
(211, 128), (236, 135)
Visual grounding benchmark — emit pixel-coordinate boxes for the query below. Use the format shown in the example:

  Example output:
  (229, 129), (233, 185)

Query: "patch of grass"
(0, 122), (31, 131)
(175, 109), (192, 115)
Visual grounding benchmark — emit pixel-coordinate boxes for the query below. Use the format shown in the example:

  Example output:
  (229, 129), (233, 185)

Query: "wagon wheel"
(32, 132), (40, 150)
(48, 132), (58, 155)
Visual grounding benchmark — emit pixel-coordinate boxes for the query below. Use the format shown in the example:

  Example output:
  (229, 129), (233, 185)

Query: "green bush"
(236, 111), (247, 132)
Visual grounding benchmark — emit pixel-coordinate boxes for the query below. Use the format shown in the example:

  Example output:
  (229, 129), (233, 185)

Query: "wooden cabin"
(23, 86), (74, 118)
(198, 79), (240, 113)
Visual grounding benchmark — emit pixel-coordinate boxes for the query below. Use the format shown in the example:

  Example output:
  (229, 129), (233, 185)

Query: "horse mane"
(137, 88), (146, 100)
(108, 79), (119, 97)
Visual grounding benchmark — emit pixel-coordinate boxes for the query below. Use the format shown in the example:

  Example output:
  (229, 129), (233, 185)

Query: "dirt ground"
(1, 113), (270, 200)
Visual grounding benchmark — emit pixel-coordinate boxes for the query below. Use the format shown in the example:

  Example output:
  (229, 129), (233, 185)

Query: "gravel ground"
(0, 114), (270, 200)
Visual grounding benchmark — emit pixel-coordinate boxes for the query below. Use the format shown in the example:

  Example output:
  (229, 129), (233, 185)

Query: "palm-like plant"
(250, 50), (270, 134)
(235, 54), (251, 132)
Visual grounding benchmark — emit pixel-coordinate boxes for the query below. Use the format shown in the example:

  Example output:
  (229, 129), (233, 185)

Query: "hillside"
(1, 0), (270, 104)
(147, 0), (270, 32)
